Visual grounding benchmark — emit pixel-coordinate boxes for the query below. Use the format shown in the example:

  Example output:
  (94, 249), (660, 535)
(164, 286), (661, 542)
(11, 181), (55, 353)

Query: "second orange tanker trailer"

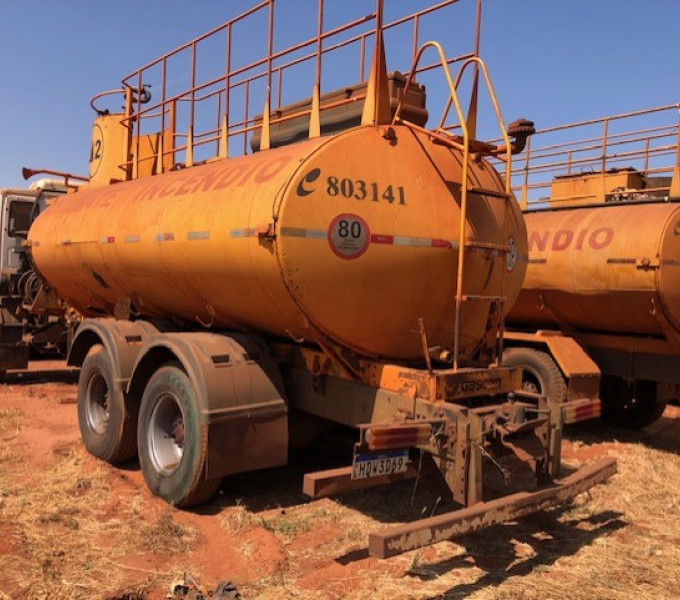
(26, 1), (613, 558)
(504, 103), (680, 428)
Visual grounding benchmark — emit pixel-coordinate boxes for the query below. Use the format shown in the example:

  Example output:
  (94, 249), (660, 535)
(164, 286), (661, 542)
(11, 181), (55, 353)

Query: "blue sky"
(1, 0), (677, 188)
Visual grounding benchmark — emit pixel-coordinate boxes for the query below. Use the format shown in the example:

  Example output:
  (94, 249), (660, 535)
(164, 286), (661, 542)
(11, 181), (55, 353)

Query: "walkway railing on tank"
(113, 0), (483, 180)
(497, 103), (680, 209)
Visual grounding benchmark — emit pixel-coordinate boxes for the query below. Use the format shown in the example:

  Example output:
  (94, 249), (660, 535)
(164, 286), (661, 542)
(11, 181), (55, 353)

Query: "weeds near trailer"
(1, 380), (680, 599)
(0, 441), (192, 598)
(138, 513), (196, 554)
(0, 407), (24, 439)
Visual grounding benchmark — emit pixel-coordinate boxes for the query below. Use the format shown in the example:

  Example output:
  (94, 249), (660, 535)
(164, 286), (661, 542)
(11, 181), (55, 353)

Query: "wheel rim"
(86, 372), (110, 435)
(521, 367), (543, 395)
(147, 392), (185, 476)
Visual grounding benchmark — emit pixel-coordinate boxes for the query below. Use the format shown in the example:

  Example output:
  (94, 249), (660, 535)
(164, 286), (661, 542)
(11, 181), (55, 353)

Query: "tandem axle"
(68, 317), (616, 558)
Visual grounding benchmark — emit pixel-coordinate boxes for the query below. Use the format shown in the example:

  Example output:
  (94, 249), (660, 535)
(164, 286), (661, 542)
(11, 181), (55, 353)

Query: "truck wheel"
(503, 347), (568, 404)
(77, 344), (138, 464)
(137, 364), (220, 507)
(601, 378), (666, 428)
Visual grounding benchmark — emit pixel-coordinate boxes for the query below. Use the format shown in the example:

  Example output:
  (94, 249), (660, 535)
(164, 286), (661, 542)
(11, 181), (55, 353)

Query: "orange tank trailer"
(30, 124), (526, 363)
(504, 103), (680, 428)
(26, 1), (615, 558)
(511, 202), (680, 336)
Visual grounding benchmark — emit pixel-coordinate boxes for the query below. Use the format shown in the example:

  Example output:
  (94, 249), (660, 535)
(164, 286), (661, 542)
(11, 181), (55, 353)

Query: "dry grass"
(236, 428), (680, 600)
(0, 407), (25, 438)
(1, 379), (680, 600)
(0, 441), (198, 599)
(137, 513), (196, 555)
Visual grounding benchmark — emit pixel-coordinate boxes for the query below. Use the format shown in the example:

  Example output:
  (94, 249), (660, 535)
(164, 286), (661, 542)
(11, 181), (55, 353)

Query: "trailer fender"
(68, 318), (159, 390)
(505, 330), (600, 379)
(504, 331), (602, 422)
(127, 332), (288, 480)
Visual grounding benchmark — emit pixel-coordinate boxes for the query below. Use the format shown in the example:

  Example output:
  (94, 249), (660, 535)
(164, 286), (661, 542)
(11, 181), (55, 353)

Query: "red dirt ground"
(0, 361), (679, 599)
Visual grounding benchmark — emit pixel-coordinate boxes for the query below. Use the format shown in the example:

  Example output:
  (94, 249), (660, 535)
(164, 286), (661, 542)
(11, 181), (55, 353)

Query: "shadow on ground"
(566, 406), (680, 455)
(413, 508), (625, 599)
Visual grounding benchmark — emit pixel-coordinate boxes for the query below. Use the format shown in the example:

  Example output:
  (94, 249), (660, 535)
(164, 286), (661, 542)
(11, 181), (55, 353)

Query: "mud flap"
(206, 399), (288, 479)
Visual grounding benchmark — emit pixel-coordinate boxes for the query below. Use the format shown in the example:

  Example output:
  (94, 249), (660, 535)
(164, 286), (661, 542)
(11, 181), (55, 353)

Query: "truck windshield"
(8, 200), (33, 237)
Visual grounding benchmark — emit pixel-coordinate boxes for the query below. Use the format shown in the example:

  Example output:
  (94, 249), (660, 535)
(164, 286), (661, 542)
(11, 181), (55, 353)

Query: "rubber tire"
(77, 344), (138, 464)
(503, 347), (568, 404)
(137, 364), (220, 508)
(601, 378), (666, 428)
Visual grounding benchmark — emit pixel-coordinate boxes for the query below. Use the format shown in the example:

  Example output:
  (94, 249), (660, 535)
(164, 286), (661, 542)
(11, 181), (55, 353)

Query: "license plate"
(352, 449), (409, 480)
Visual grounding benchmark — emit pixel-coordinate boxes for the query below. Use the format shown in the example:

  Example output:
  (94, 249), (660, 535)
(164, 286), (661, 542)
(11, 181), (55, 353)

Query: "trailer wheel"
(601, 378), (666, 428)
(77, 344), (138, 464)
(503, 347), (568, 404)
(137, 364), (220, 507)
(78, 344), (137, 464)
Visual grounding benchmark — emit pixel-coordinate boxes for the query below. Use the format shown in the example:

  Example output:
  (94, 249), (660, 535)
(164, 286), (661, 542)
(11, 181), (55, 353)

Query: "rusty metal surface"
(368, 457), (617, 558)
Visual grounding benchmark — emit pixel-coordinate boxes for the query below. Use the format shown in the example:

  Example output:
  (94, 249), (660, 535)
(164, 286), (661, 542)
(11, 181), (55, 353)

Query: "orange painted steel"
(30, 124), (526, 362)
(506, 104), (680, 340)
(507, 201), (680, 337)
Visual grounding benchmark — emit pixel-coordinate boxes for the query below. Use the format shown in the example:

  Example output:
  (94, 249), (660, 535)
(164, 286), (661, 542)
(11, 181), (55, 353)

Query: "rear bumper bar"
(368, 457), (617, 558)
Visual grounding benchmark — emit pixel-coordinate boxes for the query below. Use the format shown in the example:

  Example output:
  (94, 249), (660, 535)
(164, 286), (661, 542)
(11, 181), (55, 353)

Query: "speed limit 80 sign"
(328, 213), (370, 259)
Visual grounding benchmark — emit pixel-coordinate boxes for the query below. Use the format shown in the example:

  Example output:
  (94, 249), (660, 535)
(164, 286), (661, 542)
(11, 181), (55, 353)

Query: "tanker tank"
(503, 103), (680, 428)
(29, 124), (527, 363)
(507, 198), (680, 337)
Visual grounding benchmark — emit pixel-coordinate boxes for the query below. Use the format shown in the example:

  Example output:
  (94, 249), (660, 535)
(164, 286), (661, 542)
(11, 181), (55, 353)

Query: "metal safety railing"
(495, 103), (680, 209)
(110, 0), (483, 179)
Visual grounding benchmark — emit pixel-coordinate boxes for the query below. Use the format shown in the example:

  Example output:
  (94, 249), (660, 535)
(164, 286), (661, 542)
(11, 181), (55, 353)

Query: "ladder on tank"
(393, 45), (516, 371)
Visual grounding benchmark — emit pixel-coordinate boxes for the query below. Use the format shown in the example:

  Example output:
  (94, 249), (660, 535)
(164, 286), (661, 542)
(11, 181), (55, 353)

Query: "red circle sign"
(328, 214), (370, 260)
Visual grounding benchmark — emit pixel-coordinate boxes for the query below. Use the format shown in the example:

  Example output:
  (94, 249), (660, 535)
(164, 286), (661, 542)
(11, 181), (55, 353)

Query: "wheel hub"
(86, 372), (110, 435)
(148, 393), (185, 476)
(522, 380), (540, 394)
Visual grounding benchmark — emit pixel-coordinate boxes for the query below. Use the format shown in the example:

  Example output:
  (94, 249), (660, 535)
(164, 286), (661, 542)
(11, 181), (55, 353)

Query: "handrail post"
(671, 104), (680, 197)
(123, 86), (134, 181)
(601, 118), (609, 196)
(222, 23), (232, 159)
(521, 136), (531, 210)
(309, 0), (323, 139)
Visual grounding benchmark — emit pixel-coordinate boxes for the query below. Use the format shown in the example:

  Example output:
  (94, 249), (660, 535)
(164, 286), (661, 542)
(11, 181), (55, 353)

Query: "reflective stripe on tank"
(371, 234), (457, 249)
(88, 228), (459, 248)
(280, 227), (326, 239)
(230, 226), (456, 249)
(230, 228), (256, 238)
